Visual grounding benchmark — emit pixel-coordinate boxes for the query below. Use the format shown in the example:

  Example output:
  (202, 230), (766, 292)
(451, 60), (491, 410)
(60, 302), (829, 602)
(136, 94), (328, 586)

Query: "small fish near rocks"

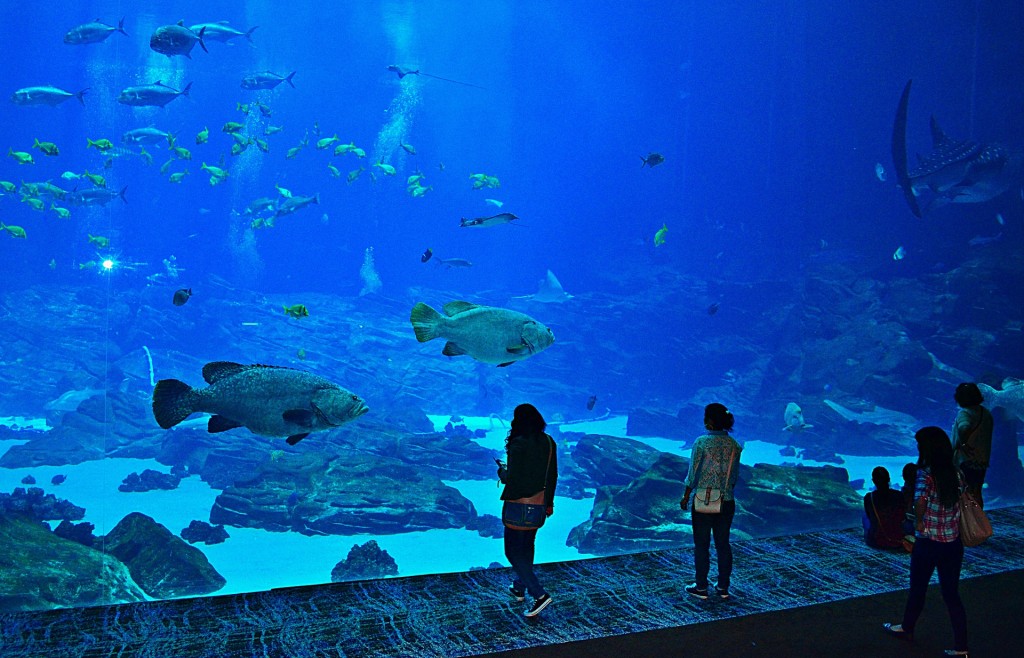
(152, 362), (368, 446)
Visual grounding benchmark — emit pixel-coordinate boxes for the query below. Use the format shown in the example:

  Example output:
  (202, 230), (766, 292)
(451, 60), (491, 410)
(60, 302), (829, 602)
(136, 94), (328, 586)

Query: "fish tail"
(117, 17), (128, 36)
(410, 302), (442, 342)
(640, 156), (647, 167)
(245, 26), (259, 43)
(76, 88), (89, 105)
(152, 379), (200, 429)
(182, 82), (193, 97)
(197, 26), (209, 53)
(285, 71), (296, 88)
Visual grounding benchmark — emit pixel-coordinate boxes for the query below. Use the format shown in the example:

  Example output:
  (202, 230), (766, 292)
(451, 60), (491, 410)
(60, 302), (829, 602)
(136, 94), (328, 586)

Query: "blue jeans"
(505, 527), (545, 598)
(902, 536), (968, 652)
(691, 499), (736, 590)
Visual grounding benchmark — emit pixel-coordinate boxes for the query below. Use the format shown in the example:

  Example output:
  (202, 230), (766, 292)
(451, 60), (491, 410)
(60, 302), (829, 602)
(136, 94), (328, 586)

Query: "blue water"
(2, 1), (1023, 611)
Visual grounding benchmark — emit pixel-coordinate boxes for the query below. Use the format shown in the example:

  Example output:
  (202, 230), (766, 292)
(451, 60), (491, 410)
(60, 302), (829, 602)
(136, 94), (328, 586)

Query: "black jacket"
(500, 432), (558, 507)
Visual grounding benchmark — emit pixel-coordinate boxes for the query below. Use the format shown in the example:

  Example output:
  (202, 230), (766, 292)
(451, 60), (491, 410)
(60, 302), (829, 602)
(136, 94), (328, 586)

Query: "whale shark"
(891, 80), (1023, 218)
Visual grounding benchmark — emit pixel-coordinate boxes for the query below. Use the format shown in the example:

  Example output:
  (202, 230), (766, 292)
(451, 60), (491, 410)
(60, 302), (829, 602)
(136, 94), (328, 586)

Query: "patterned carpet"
(3, 506), (1022, 658)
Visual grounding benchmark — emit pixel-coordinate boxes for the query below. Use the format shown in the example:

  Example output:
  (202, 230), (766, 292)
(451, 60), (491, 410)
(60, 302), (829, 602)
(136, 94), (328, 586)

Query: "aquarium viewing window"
(1, 2), (1022, 615)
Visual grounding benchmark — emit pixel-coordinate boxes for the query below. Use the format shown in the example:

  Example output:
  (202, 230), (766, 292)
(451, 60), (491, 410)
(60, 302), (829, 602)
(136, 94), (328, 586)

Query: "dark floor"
(2, 506), (1022, 657)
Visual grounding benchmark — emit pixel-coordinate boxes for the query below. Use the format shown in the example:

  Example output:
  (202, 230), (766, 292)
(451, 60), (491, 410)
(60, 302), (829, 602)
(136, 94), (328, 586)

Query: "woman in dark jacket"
(497, 404), (558, 617)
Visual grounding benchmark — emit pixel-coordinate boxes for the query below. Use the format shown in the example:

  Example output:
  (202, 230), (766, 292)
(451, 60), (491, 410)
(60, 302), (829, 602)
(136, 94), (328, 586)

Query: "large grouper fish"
(152, 362), (368, 445)
(410, 301), (554, 367)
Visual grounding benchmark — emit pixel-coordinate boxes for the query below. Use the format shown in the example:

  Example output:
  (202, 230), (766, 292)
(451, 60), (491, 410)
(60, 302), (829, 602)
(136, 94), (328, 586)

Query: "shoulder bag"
(694, 448), (736, 514)
(958, 488), (993, 547)
(502, 436), (554, 530)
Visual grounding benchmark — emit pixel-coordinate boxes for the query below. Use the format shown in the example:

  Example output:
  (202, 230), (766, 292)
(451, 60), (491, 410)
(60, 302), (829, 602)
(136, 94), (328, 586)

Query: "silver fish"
(66, 186), (127, 207)
(241, 71), (296, 90)
(274, 193), (319, 218)
(11, 86), (88, 107)
(117, 81), (192, 108)
(122, 127), (171, 145)
(190, 22), (257, 43)
(64, 18), (127, 44)
(150, 22), (207, 58)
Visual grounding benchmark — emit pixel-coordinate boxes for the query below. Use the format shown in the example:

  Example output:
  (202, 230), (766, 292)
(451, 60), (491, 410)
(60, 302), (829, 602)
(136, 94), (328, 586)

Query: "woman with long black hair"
(884, 426), (969, 656)
(497, 403), (558, 617)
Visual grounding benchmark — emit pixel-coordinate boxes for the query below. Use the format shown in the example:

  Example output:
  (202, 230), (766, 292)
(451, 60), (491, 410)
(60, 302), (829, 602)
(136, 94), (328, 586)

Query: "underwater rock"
(625, 408), (690, 440)
(101, 512), (225, 599)
(330, 540), (398, 582)
(570, 434), (663, 489)
(209, 450), (478, 536)
(0, 487), (85, 522)
(0, 390), (166, 468)
(735, 463), (862, 536)
(568, 456), (864, 556)
(118, 468), (182, 492)
(466, 513), (504, 539)
(180, 520), (229, 545)
(53, 519), (96, 547)
(0, 515), (146, 612)
(567, 453), (694, 555)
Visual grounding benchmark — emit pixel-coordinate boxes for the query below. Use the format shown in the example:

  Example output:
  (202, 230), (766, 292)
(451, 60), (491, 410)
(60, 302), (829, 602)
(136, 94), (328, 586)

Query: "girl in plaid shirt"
(884, 427), (968, 656)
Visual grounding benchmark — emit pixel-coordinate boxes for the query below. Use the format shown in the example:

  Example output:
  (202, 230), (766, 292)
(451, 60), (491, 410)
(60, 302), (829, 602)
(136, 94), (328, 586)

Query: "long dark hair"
(506, 403), (546, 449)
(915, 426), (959, 508)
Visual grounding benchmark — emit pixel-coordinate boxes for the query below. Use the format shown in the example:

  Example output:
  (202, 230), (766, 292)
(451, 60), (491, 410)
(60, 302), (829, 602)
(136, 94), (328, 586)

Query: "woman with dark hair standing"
(884, 426), (969, 656)
(952, 382), (993, 508)
(497, 403), (558, 617)
(680, 403), (742, 600)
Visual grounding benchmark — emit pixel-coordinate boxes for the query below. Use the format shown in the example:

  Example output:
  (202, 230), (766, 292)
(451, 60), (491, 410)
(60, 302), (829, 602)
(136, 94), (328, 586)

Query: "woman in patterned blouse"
(884, 426), (968, 656)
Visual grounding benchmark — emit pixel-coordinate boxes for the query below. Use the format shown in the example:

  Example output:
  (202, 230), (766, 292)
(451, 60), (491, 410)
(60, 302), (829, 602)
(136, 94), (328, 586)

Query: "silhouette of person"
(864, 466), (906, 549)
(497, 403), (558, 617)
(680, 403), (742, 600)
(884, 426), (968, 656)
(952, 382), (993, 508)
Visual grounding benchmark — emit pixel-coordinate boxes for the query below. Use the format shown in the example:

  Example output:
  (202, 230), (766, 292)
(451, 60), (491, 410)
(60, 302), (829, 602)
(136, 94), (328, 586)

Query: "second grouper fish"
(410, 301), (554, 367)
(152, 361), (368, 445)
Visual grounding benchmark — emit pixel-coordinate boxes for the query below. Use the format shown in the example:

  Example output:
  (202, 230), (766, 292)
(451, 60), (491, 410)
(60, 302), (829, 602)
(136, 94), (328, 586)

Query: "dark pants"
(504, 527), (545, 598)
(691, 499), (736, 590)
(902, 536), (968, 652)
(960, 463), (987, 508)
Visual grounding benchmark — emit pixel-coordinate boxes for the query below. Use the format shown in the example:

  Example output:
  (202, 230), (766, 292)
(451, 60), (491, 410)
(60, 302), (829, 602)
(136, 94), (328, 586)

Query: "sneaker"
(685, 584), (709, 600)
(508, 585), (525, 602)
(524, 593), (552, 617)
(714, 586), (730, 600)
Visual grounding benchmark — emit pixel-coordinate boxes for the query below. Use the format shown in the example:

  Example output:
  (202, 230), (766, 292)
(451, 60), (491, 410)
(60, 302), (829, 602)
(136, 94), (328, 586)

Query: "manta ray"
(512, 270), (574, 303)
(891, 80), (1023, 217)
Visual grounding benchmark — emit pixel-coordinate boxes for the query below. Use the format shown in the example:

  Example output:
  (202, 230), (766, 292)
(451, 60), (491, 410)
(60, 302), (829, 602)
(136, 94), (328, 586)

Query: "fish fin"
(208, 415), (243, 433)
(285, 71), (296, 88)
(442, 301), (480, 316)
(410, 302), (442, 342)
(282, 409), (315, 427)
(497, 361), (515, 368)
(202, 361), (249, 384)
(197, 26), (208, 53)
(441, 341), (468, 357)
(151, 379), (198, 428)
(506, 343), (530, 354)
(286, 433), (309, 446)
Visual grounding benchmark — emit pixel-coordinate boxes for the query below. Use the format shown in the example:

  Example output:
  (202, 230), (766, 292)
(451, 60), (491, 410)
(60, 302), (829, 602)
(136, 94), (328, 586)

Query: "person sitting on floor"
(864, 466), (907, 549)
